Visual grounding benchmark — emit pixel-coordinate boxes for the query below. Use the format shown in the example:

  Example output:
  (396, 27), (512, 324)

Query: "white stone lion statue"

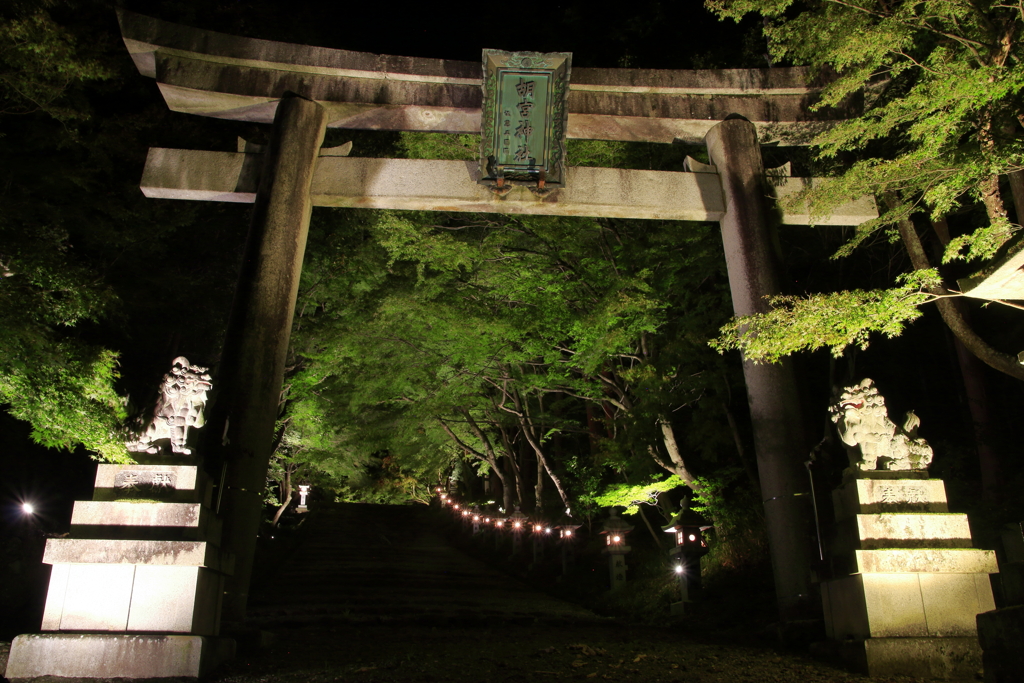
(126, 357), (212, 455)
(830, 378), (933, 472)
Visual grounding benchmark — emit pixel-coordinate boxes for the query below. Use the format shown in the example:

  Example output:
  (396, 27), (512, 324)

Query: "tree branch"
(888, 194), (1024, 381)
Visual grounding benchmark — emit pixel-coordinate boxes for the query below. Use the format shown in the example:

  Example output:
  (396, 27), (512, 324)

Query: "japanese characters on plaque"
(480, 50), (571, 187)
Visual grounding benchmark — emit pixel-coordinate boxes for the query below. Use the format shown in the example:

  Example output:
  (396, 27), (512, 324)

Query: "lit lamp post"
(554, 511), (582, 577)
(663, 507), (711, 613)
(600, 508), (633, 591)
(492, 514), (506, 550)
(471, 506), (482, 535)
(529, 517), (551, 568)
(508, 506), (528, 556)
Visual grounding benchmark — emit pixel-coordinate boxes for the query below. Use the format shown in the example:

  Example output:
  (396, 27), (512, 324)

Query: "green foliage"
(279, 195), (737, 509)
(592, 475), (687, 515)
(706, 0), (1024, 363)
(690, 470), (768, 574)
(0, 345), (129, 462)
(710, 270), (943, 363)
(710, 0), (1024, 246)
(397, 132), (478, 161)
(0, 4), (112, 122)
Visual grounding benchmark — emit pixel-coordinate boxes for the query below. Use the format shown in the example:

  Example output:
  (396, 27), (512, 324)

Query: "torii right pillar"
(705, 118), (816, 625)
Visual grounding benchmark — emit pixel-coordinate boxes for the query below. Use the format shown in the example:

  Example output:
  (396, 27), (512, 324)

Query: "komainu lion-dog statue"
(126, 356), (212, 455)
(830, 378), (933, 472)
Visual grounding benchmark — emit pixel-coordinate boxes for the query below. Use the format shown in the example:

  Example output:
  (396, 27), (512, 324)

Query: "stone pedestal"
(605, 549), (630, 591)
(4, 461), (234, 680)
(820, 473), (997, 678)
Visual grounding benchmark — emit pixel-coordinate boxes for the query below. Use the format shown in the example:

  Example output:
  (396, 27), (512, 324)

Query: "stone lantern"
(554, 511), (582, 576)
(507, 506), (528, 555)
(600, 509), (633, 591)
(297, 484), (310, 510)
(491, 514), (506, 550)
(529, 516), (550, 567)
(663, 507), (711, 612)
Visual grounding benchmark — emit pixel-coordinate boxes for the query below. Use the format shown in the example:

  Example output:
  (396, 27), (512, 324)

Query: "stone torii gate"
(4, 9), (880, 679)
(122, 8), (872, 639)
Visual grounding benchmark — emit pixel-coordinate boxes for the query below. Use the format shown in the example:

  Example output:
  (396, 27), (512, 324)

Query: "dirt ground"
(208, 622), (939, 683)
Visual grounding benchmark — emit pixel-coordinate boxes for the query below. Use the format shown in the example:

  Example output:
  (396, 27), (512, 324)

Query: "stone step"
(833, 513), (973, 552)
(93, 463), (213, 506)
(247, 503), (599, 626)
(43, 538), (232, 573)
(70, 501), (221, 542)
(833, 477), (948, 521)
(823, 572), (996, 640)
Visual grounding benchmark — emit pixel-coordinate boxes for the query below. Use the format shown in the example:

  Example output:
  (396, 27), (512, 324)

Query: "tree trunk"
(889, 195), (1024, 382)
(930, 219), (1003, 504)
(1007, 171), (1024, 223)
(658, 417), (700, 484)
(518, 415), (571, 512)
(461, 409), (512, 512)
(271, 467), (292, 527)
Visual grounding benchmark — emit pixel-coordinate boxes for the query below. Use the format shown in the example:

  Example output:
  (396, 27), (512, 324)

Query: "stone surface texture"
(43, 538), (222, 568)
(116, 9), (851, 144)
(140, 149), (877, 225)
(842, 637), (983, 679)
(820, 474), (997, 678)
(41, 564), (221, 635)
(832, 477), (949, 520)
(4, 634), (234, 680)
(705, 118), (815, 622)
(209, 93), (327, 623)
(9, 453), (231, 678)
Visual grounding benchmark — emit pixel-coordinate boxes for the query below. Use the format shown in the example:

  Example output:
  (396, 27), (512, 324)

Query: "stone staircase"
(247, 503), (600, 626)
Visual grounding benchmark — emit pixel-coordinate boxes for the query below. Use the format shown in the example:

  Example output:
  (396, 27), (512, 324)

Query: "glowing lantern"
(600, 509), (634, 591)
(507, 506), (528, 556)
(507, 506), (528, 531)
(662, 506), (712, 610)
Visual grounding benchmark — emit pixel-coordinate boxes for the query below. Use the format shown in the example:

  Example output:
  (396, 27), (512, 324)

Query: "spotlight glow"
(21, 502), (35, 515)
(674, 564), (684, 574)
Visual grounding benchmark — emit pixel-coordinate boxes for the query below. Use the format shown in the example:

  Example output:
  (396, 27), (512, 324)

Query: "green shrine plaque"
(480, 50), (571, 187)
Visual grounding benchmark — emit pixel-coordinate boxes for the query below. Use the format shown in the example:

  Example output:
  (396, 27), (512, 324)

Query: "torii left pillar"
(208, 93), (326, 624)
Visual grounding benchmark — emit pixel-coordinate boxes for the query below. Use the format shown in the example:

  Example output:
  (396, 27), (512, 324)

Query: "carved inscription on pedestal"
(114, 471), (178, 489)
(877, 484), (926, 504)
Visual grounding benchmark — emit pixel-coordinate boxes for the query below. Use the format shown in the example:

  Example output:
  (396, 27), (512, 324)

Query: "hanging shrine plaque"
(480, 49), (571, 188)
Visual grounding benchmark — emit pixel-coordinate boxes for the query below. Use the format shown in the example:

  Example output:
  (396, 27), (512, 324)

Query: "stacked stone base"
(821, 473), (997, 679)
(835, 637), (982, 679)
(5, 634), (235, 680)
(4, 460), (233, 680)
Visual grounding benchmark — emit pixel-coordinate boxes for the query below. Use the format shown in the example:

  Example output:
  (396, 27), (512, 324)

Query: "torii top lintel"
(117, 10), (853, 146)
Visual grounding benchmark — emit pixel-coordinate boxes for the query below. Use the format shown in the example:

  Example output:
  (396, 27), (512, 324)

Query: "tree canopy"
(708, 0), (1024, 380)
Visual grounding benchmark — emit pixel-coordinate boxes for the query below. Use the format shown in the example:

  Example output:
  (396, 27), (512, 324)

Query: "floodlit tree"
(708, 0), (1024, 381)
